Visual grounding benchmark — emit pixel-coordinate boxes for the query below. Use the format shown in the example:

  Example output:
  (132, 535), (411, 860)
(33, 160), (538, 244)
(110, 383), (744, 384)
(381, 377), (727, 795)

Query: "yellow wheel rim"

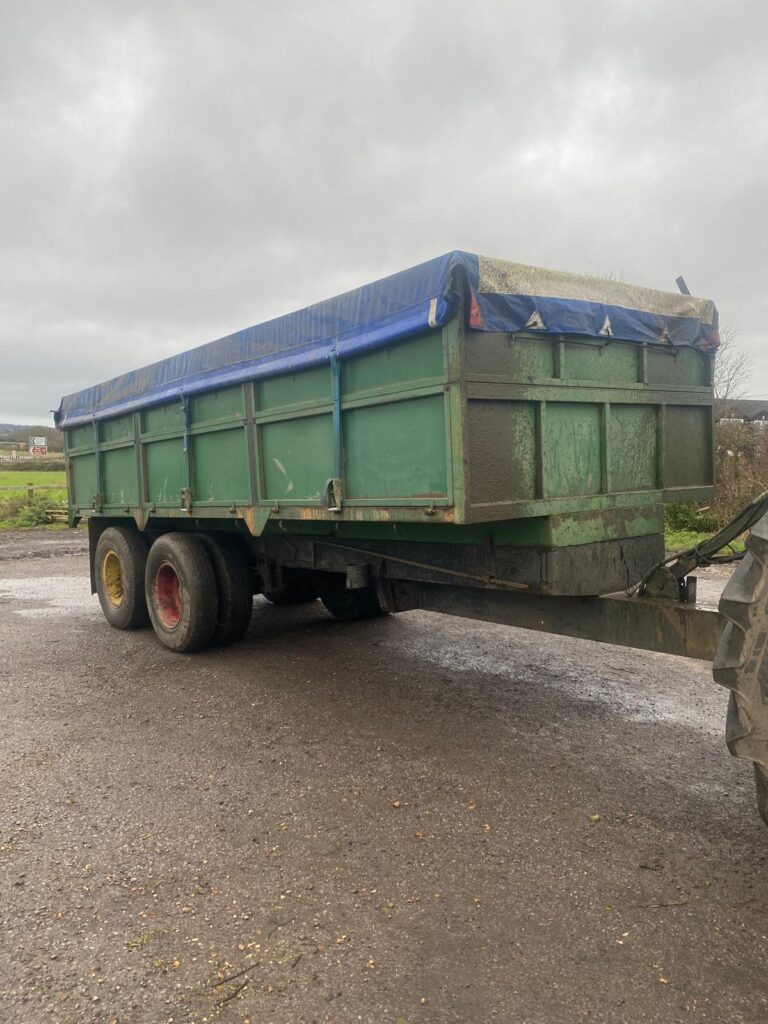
(101, 550), (124, 608)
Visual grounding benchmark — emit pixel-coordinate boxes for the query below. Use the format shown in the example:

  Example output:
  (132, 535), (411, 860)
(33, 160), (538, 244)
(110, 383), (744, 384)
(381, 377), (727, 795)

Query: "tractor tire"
(94, 526), (150, 630)
(197, 534), (253, 646)
(713, 514), (768, 827)
(318, 577), (388, 622)
(145, 533), (218, 653)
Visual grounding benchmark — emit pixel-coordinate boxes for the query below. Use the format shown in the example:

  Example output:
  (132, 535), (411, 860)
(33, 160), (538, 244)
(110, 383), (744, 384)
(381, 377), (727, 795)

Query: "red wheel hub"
(153, 562), (182, 629)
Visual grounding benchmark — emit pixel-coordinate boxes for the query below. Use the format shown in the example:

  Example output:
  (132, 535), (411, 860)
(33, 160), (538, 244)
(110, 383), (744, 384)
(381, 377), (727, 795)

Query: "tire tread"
(145, 533), (218, 653)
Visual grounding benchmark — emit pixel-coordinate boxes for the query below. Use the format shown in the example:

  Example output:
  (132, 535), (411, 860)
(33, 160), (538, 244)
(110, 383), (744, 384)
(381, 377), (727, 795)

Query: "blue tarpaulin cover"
(56, 251), (719, 428)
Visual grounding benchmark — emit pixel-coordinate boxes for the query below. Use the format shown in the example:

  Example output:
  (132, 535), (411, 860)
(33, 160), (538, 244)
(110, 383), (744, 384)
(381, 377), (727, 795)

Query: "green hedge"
(665, 501), (719, 534)
(0, 493), (62, 527)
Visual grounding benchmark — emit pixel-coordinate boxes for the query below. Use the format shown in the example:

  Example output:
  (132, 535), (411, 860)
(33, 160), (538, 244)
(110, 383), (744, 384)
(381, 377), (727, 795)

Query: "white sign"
(29, 436), (47, 455)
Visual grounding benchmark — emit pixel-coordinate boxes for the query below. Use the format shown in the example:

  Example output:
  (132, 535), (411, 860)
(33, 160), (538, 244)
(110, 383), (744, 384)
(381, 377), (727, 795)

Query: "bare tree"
(713, 326), (752, 401)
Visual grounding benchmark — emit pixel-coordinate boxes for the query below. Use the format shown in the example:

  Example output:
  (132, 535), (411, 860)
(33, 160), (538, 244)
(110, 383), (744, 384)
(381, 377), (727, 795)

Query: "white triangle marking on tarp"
(525, 311), (545, 330)
(599, 316), (613, 337)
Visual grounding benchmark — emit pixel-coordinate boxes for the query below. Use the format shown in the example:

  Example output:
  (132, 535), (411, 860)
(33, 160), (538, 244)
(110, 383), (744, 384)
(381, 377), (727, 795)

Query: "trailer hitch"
(641, 565), (698, 603)
(634, 490), (768, 603)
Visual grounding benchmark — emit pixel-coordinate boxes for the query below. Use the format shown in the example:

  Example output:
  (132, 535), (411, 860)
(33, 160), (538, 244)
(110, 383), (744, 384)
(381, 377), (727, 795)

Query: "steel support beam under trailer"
(387, 580), (722, 663)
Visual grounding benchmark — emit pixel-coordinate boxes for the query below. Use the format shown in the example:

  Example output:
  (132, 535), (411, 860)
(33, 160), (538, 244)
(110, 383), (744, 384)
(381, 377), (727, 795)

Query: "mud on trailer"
(56, 251), (768, 825)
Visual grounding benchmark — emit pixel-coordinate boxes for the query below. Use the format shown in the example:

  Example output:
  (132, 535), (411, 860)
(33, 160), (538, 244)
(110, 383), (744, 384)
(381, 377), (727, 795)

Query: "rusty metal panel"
(463, 331), (713, 525)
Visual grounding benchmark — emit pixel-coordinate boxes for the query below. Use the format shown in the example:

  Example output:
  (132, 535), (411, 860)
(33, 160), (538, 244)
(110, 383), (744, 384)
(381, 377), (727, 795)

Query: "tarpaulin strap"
(330, 353), (343, 484)
(92, 419), (101, 506)
(181, 392), (192, 500)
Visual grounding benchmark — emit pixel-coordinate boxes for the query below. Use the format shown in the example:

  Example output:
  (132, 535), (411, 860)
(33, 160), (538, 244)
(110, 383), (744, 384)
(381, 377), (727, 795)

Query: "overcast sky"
(1, 0), (766, 425)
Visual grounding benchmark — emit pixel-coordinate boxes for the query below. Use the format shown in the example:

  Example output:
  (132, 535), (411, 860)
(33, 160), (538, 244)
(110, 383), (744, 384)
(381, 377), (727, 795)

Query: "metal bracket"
(325, 477), (343, 513)
(180, 487), (193, 513)
(91, 493), (103, 513)
(642, 565), (698, 603)
(242, 506), (273, 536)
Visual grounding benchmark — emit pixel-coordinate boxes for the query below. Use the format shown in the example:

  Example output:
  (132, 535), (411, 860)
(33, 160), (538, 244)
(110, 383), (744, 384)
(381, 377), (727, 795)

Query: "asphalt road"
(1, 531), (767, 1024)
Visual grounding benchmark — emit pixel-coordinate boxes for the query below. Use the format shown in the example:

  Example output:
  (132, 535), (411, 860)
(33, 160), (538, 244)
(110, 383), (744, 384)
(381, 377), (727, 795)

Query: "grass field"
(0, 469), (66, 490)
(665, 527), (745, 556)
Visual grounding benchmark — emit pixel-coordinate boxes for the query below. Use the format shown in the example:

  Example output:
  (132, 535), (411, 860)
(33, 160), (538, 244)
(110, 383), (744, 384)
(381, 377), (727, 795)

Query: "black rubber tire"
(94, 526), (150, 630)
(713, 513), (768, 827)
(318, 578), (388, 622)
(145, 533), (218, 653)
(197, 534), (253, 646)
(263, 571), (319, 606)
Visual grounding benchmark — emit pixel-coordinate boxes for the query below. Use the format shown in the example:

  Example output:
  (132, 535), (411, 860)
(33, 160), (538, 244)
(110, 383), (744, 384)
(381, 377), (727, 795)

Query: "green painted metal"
(64, 316), (714, 550)
(343, 394), (448, 499)
(261, 413), (334, 501)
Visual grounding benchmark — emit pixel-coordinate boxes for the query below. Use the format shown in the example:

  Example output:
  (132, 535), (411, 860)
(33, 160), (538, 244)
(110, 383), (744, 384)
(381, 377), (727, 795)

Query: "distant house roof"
(716, 399), (768, 421)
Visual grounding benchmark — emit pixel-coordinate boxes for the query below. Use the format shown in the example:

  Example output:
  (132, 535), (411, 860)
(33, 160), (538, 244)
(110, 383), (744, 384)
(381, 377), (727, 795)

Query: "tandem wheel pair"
(93, 526), (386, 653)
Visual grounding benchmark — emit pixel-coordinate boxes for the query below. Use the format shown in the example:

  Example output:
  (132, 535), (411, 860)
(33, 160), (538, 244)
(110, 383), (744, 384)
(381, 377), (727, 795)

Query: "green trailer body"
(57, 252), (718, 598)
(63, 315), (713, 596)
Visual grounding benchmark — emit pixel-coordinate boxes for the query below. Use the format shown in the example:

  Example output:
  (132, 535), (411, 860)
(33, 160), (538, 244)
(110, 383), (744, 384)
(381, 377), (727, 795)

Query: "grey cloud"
(1, 0), (766, 422)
